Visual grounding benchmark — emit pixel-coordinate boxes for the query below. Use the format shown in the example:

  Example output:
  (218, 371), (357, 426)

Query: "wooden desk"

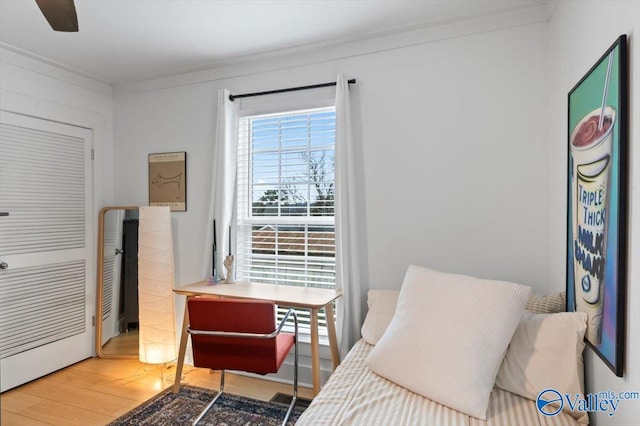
(173, 281), (343, 395)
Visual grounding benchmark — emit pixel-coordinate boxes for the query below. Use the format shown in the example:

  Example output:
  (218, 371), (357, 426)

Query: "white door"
(0, 111), (94, 392)
(101, 209), (124, 345)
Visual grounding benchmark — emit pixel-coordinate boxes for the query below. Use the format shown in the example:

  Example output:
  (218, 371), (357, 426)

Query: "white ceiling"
(0, 0), (547, 85)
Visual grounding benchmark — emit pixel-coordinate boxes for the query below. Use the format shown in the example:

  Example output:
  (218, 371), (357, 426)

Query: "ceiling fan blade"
(35, 0), (78, 32)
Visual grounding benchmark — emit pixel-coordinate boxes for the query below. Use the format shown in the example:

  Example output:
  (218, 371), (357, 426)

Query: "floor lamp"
(138, 206), (177, 368)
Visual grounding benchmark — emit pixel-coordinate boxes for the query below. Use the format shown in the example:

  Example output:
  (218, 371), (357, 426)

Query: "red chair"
(187, 297), (298, 425)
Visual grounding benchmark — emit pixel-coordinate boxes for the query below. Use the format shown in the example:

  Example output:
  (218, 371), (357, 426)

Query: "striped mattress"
(297, 339), (580, 426)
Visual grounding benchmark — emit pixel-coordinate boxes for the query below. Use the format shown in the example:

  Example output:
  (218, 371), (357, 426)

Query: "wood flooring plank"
(1, 410), (52, 426)
(86, 378), (167, 403)
(46, 368), (120, 390)
(16, 399), (113, 426)
(16, 380), (140, 417)
(66, 358), (148, 379)
(0, 390), (44, 414)
(46, 364), (166, 401)
(101, 331), (138, 356)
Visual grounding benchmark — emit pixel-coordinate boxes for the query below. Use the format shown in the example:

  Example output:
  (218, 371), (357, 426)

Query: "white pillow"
(366, 265), (531, 420)
(360, 290), (565, 345)
(495, 311), (588, 424)
(361, 290), (399, 345)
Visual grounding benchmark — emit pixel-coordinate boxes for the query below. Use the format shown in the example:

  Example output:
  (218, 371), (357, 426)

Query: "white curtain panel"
(335, 73), (363, 356)
(138, 206), (177, 364)
(202, 89), (239, 280)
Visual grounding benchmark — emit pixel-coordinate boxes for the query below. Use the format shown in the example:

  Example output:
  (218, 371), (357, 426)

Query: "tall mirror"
(96, 206), (140, 358)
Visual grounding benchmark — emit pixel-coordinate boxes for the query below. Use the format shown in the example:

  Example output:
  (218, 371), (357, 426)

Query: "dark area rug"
(109, 385), (307, 425)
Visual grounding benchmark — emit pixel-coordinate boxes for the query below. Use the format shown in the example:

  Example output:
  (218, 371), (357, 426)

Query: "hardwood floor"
(100, 331), (138, 356)
(0, 357), (314, 425)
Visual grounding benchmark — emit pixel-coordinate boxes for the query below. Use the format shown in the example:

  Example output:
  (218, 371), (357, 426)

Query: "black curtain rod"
(229, 78), (356, 101)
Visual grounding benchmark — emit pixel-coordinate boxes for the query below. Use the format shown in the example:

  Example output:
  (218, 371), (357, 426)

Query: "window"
(236, 107), (336, 334)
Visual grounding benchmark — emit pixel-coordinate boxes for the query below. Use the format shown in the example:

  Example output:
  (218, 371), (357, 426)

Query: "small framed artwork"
(148, 151), (187, 212)
(566, 35), (627, 377)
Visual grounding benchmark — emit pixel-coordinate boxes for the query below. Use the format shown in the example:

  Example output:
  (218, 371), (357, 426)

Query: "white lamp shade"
(138, 206), (177, 364)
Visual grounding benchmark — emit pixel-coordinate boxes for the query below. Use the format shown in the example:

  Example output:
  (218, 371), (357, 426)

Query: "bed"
(297, 267), (587, 426)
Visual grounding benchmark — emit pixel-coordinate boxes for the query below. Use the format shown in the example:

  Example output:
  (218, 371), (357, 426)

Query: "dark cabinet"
(121, 219), (139, 330)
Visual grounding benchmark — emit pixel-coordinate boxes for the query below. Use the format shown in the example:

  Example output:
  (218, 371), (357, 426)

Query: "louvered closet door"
(0, 111), (93, 392)
(101, 209), (124, 346)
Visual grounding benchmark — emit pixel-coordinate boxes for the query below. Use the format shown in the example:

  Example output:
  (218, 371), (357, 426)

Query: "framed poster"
(566, 35), (627, 377)
(148, 151), (186, 212)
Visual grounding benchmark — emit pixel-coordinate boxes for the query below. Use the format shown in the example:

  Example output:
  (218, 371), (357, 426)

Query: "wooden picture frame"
(566, 35), (627, 377)
(148, 151), (187, 212)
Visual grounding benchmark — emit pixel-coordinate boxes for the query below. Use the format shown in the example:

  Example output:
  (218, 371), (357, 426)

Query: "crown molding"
(114, 2), (554, 96)
(0, 43), (113, 96)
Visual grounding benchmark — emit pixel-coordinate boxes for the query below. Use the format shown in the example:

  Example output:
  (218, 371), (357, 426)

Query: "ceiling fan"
(35, 0), (78, 32)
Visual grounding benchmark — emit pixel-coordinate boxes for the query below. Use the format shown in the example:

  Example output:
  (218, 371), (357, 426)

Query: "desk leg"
(325, 303), (340, 370)
(310, 308), (320, 395)
(173, 296), (191, 393)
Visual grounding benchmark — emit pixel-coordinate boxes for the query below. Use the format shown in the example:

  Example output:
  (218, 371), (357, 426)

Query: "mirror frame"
(96, 206), (139, 358)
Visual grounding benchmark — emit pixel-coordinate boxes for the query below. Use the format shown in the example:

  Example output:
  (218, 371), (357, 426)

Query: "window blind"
(236, 107), (336, 334)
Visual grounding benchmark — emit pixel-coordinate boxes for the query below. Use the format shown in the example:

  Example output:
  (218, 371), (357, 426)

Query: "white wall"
(356, 23), (551, 292)
(114, 17), (550, 386)
(114, 21), (551, 293)
(547, 1), (640, 424)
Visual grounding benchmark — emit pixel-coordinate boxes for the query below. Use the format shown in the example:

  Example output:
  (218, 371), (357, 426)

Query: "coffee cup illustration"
(570, 105), (616, 346)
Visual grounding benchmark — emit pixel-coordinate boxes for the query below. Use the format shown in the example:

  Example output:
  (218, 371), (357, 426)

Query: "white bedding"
(297, 339), (580, 426)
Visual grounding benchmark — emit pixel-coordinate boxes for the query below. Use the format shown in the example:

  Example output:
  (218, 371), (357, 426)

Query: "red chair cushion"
(188, 298), (295, 375)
